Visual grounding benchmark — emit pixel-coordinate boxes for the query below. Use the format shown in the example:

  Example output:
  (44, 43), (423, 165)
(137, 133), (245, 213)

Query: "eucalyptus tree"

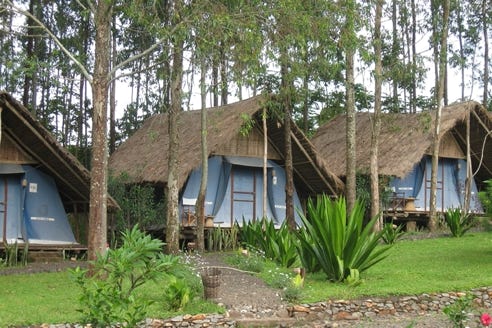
(448, 0), (480, 102)
(429, 0), (450, 232)
(342, 0), (358, 213)
(3, 0), (177, 260)
(481, 0), (489, 107)
(370, 0), (383, 230)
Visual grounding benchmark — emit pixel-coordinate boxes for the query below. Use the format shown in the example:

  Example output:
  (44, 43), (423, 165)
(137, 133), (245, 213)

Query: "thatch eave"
(109, 95), (344, 196)
(0, 91), (119, 211)
(312, 100), (492, 182)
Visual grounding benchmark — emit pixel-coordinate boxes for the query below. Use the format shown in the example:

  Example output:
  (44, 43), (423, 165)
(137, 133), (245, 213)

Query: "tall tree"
(87, 0), (112, 261)
(429, 0), (450, 232)
(343, 0), (357, 213)
(370, 0), (383, 230)
(482, 0), (489, 107)
(165, 0), (184, 254)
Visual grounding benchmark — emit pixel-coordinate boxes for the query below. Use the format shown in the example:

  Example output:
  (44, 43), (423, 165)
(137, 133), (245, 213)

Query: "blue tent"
(389, 155), (482, 213)
(0, 164), (77, 244)
(180, 156), (302, 227)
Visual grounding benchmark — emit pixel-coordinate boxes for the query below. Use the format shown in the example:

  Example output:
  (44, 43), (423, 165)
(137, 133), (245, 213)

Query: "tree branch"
(3, 0), (93, 84)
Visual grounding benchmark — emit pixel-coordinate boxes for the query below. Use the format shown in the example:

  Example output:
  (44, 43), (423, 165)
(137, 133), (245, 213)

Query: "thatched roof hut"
(109, 95), (344, 197)
(0, 91), (118, 211)
(311, 101), (492, 187)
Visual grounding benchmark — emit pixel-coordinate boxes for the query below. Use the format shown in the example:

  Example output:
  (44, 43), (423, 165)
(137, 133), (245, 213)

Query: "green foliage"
(479, 180), (492, 219)
(225, 250), (265, 273)
(71, 226), (178, 327)
(239, 113), (255, 136)
(240, 218), (299, 268)
(1, 242), (28, 267)
(108, 172), (165, 233)
(296, 196), (391, 282)
(444, 208), (475, 237)
(381, 223), (405, 244)
(443, 294), (475, 328)
(282, 284), (303, 303)
(207, 225), (239, 251)
(162, 276), (191, 311)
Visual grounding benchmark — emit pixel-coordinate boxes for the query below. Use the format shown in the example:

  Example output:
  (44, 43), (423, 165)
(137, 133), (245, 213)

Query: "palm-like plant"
(296, 196), (391, 282)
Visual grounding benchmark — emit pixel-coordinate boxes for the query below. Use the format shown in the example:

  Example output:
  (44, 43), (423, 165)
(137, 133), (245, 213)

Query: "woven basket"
(201, 267), (221, 299)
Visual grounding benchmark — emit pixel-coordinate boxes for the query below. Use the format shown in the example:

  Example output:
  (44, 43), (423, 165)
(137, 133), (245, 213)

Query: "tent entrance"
(231, 165), (257, 222)
(422, 160), (445, 212)
(0, 174), (24, 243)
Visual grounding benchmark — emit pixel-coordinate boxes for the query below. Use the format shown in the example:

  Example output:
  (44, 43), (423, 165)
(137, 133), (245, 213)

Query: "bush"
(240, 218), (299, 268)
(479, 179), (492, 219)
(71, 226), (179, 327)
(381, 223), (405, 244)
(444, 208), (475, 237)
(296, 196), (391, 282)
(162, 277), (191, 311)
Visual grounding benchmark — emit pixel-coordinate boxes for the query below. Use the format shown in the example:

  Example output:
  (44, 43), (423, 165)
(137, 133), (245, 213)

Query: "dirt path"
(198, 252), (458, 328)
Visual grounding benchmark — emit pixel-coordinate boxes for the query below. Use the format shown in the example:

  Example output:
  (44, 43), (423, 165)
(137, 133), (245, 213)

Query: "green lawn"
(1, 231), (491, 326)
(0, 269), (221, 327)
(302, 231), (492, 302)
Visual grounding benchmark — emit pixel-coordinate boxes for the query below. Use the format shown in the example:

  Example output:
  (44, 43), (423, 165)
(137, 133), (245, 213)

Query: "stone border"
(147, 287), (492, 327)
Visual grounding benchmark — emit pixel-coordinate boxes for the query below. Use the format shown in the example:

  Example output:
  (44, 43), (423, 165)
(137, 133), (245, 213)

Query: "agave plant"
(240, 218), (299, 268)
(445, 208), (475, 237)
(296, 196), (391, 282)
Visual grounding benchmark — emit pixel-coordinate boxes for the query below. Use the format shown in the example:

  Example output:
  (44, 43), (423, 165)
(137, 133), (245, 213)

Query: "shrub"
(207, 224), (239, 251)
(381, 223), (405, 244)
(240, 218), (299, 268)
(445, 208), (475, 237)
(479, 180), (492, 215)
(162, 277), (191, 311)
(296, 196), (391, 282)
(71, 226), (179, 327)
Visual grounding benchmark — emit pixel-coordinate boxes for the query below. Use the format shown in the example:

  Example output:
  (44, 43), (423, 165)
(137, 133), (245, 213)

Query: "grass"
(1, 231), (491, 326)
(301, 231), (492, 302)
(0, 269), (223, 327)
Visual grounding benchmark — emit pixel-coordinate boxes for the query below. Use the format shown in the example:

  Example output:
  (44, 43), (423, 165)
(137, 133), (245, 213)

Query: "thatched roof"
(311, 101), (492, 183)
(0, 91), (118, 211)
(109, 95), (344, 196)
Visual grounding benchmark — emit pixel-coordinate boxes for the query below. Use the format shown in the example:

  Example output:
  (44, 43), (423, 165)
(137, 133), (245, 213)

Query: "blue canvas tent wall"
(109, 96), (344, 229)
(180, 156), (303, 227)
(389, 156), (482, 213)
(0, 164), (77, 244)
(0, 92), (118, 247)
(312, 101), (492, 219)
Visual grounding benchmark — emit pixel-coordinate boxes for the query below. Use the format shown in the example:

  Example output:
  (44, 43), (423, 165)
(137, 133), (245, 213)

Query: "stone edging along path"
(148, 286), (492, 327)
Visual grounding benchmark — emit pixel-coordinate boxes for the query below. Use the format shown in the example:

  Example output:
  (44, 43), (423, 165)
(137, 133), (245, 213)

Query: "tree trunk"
(281, 59), (295, 230)
(371, 0), (383, 231)
(411, 0), (417, 113)
(166, 0), (184, 254)
(464, 110), (472, 213)
(429, 0), (450, 232)
(88, 0), (112, 262)
(196, 59), (207, 252)
(345, 44), (356, 213)
(482, 0), (489, 107)
(391, 0), (398, 109)
(262, 107), (268, 219)
(220, 44), (228, 105)
(109, 16), (117, 155)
